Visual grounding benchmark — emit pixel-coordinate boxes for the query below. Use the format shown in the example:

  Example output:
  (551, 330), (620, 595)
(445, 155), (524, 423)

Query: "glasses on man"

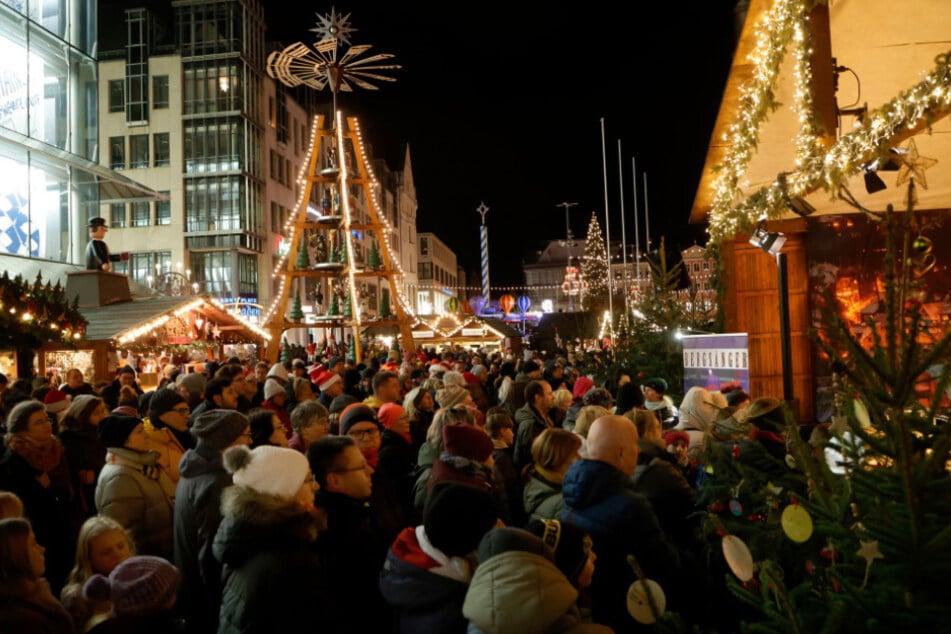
(172, 406), (190, 414)
(332, 461), (371, 474)
(348, 428), (380, 439)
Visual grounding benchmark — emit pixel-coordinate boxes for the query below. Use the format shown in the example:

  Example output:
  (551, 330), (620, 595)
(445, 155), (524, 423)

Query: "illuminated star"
(310, 7), (356, 46)
(895, 138), (938, 189)
(856, 540), (883, 564)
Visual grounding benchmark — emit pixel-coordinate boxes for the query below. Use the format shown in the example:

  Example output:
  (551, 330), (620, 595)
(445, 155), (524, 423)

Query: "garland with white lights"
(0, 272), (87, 347)
(707, 0), (951, 242)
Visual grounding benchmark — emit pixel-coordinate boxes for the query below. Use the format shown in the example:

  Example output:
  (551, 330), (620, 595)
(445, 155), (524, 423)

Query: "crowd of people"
(0, 345), (795, 633)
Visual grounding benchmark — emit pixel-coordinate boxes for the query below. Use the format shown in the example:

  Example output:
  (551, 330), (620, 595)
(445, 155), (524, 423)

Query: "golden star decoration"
(856, 539), (884, 564)
(895, 138), (938, 189)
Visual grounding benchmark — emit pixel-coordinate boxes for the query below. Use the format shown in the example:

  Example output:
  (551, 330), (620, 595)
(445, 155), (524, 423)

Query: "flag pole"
(601, 118), (613, 323)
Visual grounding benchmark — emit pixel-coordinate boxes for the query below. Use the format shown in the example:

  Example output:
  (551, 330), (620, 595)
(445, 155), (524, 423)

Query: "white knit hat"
(223, 445), (309, 499)
(266, 363), (289, 382)
(441, 371), (465, 388)
(263, 378), (284, 401)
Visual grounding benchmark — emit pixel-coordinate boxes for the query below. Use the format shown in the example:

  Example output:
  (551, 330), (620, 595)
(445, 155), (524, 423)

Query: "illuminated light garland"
(707, 1), (951, 242)
(117, 297), (272, 345)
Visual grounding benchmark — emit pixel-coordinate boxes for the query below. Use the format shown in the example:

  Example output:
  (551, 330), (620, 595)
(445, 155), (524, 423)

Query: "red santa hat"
(315, 370), (342, 392)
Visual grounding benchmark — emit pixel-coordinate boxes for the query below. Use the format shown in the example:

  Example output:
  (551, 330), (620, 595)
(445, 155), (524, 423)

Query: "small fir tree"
(296, 239), (310, 269)
(289, 289), (304, 322)
(368, 241), (382, 268)
(327, 290), (340, 316)
(581, 212), (609, 311)
(343, 291), (353, 317)
(280, 337), (293, 363)
(379, 292), (391, 318)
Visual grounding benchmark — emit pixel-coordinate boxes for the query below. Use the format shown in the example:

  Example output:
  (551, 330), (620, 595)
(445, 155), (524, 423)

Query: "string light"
(706, 0), (951, 242)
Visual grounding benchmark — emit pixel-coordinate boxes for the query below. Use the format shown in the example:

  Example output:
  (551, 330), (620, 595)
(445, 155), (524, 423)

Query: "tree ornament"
(290, 290), (304, 322)
(781, 502), (814, 543)
(296, 240), (310, 269)
(626, 579), (666, 625)
(327, 292), (339, 316)
(722, 534), (754, 581)
(379, 293), (391, 318)
(857, 540), (884, 591)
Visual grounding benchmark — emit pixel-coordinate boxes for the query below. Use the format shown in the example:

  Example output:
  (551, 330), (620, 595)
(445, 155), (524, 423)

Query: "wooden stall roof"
(79, 295), (270, 343)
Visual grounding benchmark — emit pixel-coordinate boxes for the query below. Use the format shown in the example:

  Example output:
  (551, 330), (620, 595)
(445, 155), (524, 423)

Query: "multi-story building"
(522, 240), (586, 313)
(97, 2), (419, 327)
(417, 232), (458, 315)
(681, 243), (715, 292)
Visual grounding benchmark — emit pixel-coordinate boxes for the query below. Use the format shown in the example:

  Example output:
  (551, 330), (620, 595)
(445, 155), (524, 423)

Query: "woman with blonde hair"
(412, 406), (475, 518)
(292, 377), (317, 407)
(0, 517), (74, 633)
(572, 405), (610, 458)
(522, 428), (582, 523)
(60, 515), (135, 631)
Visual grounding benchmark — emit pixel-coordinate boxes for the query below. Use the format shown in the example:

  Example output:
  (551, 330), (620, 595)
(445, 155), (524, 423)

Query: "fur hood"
(214, 485), (324, 568)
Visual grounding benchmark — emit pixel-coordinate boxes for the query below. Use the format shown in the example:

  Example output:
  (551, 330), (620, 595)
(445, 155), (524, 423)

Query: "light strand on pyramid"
(350, 117), (417, 319)
(263, 113), (324, 323)
(338, 110), (362, 327)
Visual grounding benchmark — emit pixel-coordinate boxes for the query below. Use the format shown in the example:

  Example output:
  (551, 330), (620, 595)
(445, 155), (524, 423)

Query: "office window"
(110, 203), (126, 228)
(152, 75), (169, 109)
(132, 202), (150, 227)
(130, 134), (148, 168)
(153, 133), (170, 166)
(156, 192), (171, 225)
(109, 136), (124, 170)
(108, 80), (124, 112)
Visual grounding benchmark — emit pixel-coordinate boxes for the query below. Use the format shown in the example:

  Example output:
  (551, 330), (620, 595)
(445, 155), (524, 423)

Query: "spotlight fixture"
(749, 220), (786, 256)
(861, 149), (903, 194)
(777, 172), (816, 217)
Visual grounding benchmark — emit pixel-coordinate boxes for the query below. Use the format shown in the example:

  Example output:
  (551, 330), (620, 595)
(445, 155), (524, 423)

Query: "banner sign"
(681, 333), (749, 393)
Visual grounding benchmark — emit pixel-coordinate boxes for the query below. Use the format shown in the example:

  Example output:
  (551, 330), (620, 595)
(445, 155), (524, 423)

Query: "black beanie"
(338, 404), (380, 436)
(98, 414), (142, 449)
(526, 518), (591, 586)
(148, 388), (186, 425)
(424, 481), (497, 557)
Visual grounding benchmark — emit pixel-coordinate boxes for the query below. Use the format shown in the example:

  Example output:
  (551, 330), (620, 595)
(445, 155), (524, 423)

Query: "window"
(156, 192), (171, 225)
(110, 203), (126, 228)
(420, 237), (428, 256)
(152, 75), (169, 109)
(153, 133), (170, 166)
(132, 202), (150, 227)
(108, 80), (124, 112)
(129, 134), (148, 168)
(109, 136), (124, 170)
(419, 262), (432, 279)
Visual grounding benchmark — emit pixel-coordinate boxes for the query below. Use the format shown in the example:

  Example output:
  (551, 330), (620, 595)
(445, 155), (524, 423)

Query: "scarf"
(415, 525), (472, 582)
(361, 447), (379, 469)
(533, 464), (564, 485)
(7, 433), (64, 474)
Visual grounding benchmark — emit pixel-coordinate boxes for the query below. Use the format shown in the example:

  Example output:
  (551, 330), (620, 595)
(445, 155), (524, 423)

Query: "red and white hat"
(44, 388), (72, 415)
(315, 370), (342, 392)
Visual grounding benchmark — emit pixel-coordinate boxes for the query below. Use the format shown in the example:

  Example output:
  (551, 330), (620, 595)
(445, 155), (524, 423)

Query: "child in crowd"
(83, 555), (183, 633)
(60, 515), (136, 632)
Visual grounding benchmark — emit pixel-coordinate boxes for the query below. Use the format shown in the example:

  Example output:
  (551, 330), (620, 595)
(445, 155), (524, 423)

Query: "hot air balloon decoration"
(469, 295), (486, 315)
(445, 297), (460, 313)
(499, 294), (515, 315)
(516, 295), (531, 314)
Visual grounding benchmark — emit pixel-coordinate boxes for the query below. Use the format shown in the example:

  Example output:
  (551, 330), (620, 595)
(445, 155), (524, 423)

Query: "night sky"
(112, 1), (744, 288)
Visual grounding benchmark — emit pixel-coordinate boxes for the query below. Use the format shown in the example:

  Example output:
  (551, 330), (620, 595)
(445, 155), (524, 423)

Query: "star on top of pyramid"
(310, 7), (357, 46)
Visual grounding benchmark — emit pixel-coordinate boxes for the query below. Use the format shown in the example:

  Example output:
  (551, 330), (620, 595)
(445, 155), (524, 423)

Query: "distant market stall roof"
(80, 295), (271, 345)
(364, 315), (523, 349)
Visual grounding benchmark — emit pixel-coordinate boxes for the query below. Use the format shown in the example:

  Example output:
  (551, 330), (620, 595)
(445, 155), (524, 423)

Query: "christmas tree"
(697, 203), (951, 632)
(343, 291), (353, 317)
(289, 289), (304, 322)
(379, 292), (391, 318)
(280, 337), (293, 363)
(368, 241), (382, 268)
(327, 288), (340, 316)
(296, 238), (310, 269)
(581, 212), (608, 311)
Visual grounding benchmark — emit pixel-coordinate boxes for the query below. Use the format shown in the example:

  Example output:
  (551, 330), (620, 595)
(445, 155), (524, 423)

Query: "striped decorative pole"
(477, 202), (490, 312)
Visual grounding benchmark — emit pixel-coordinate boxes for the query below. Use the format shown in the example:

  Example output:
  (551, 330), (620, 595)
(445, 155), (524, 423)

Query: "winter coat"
(493, 445), (525, 527)
(377, 429), (418, 523)
(0, 579), (75, 634)
(412, 441), (438, 517)
(379, 526), (472, 634)
(173, 444), (232, 633)
(632, 441), (699, 547)
(95, 448), (175, 559)
(142, 426), (185, 484)
(463, 548), (611, 634)
(562, 458), (681, 633)
(59, 421), (106, 519)
(313, 490), (391, 632)
(513, 403), (554, 473)
(214, 485), (335, 634)
(523, 470), (565, 524)
(0, 447), (76, 595)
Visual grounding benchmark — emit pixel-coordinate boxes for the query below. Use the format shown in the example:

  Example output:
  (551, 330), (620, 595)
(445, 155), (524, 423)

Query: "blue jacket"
(562, 458), (681, 633)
